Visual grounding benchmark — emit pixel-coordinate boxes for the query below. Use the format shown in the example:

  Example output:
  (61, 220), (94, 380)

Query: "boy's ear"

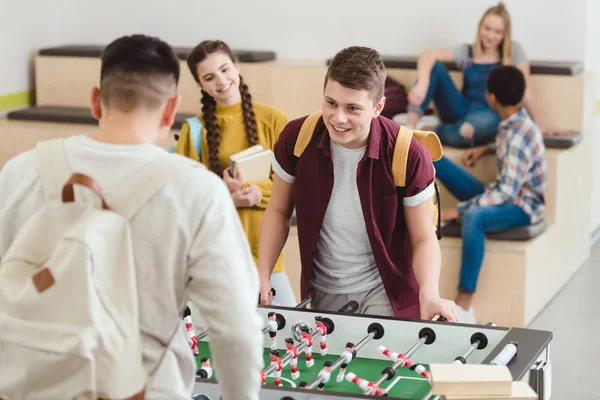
(373, 96), (386, 117)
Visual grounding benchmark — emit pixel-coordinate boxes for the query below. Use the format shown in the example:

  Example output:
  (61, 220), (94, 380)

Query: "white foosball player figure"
(285, 338), (300, 380)
(269, 350), (283, 387)
(299, 326), (314, 368)
(317, 361), (333, 390)
(346, 372), (387, 396)
(337, 342), (356, 382)
(266, 312), (279, 351)
(314, 316), (328, 355)
(196, 357), (212, 379)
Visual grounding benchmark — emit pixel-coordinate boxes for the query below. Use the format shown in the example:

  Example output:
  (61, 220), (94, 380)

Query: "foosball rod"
(364, 317), (446, 395)
(452, 332), (489, 365)
(306, 323), (385, 390)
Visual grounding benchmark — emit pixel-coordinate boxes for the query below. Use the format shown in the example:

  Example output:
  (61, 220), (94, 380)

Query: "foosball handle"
(432, 314), (446, 322)
(338, 300), (359, 314)
(490, 341), (518, 366)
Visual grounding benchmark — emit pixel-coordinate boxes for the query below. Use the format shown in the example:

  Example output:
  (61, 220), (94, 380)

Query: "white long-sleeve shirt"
(0, 135), (264, 400)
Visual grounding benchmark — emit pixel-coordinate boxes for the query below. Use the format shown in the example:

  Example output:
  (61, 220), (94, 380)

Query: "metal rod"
(306, 331), (376, 390)
(454, 342), (478, 364)
(296, 297), (312, 309)
(367, 334), (430, 394)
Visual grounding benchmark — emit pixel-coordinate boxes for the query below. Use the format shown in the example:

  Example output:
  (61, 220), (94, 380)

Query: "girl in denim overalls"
(404, 2), (548, 148)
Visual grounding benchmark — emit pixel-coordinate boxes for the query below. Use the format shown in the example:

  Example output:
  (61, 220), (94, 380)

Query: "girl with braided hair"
(175, 40), (295, 306)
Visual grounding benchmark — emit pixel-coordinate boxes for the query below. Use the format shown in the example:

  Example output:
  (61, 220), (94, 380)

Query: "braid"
(201, 90), (222, 176)
(239, 76), (259, 147)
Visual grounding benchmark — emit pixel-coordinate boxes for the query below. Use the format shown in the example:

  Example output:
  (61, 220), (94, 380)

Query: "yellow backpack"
(294, 111), (444, 239)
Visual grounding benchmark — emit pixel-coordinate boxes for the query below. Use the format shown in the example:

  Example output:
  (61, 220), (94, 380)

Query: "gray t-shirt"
(451, 41), (527, 70)
(310, 141), (383, 294)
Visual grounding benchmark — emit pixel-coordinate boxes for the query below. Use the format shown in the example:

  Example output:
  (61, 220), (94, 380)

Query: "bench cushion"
(7, 106), (195, 130)
(326, 56), (583, 76)
(543, 131), (582, 149)
(441, 218), (548, 240)
(38, 45), (276, 62)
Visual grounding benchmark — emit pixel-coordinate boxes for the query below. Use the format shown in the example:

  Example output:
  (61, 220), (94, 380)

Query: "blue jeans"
(434, 156), (531, 292)
(408, 61), (501, 148)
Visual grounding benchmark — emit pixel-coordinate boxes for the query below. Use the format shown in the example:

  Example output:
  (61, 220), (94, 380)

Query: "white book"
(229, 145), (273, 182)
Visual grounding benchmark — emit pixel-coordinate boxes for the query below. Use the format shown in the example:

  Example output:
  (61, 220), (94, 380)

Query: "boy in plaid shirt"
(436, 65), (546, 324)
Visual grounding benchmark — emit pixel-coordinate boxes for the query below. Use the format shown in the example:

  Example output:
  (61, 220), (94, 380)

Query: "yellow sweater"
(175, 101), (288, 273)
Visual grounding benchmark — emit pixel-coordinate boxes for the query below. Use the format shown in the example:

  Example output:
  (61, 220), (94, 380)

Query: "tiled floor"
(528, 238), (600, 399)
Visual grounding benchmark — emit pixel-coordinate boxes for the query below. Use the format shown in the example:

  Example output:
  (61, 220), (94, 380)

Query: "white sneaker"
(392, 113), (440, 130)
(456, 305), (477, 324)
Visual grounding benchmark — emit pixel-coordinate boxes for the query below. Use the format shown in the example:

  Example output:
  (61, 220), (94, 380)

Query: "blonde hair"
(472, 1), (512, 65)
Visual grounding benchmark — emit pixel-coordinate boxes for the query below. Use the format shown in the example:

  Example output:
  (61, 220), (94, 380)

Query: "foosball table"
(185, 300), (552, 399)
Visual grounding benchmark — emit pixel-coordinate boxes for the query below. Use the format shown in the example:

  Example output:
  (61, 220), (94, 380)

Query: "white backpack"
(0, 139), (198, 400)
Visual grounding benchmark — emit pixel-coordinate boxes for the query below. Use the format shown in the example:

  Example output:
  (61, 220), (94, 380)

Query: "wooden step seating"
(33, 45), (277, 115)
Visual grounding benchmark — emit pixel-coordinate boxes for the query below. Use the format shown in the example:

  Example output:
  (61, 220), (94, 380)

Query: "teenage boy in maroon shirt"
(258, 46), (457, 322)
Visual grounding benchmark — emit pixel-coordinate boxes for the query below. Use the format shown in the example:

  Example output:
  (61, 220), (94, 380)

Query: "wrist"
(419, 288), (440, 302)
(258, 269), (272, 283)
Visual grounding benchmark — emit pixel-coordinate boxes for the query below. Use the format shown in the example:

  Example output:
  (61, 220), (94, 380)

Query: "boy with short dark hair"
(0, 34), (263, 399)
(437, 65), (547, 324)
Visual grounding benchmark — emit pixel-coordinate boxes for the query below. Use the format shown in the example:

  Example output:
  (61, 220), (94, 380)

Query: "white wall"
(1, 0), (589, 95)
(585, 0), (600, 235)
(0, 1), (55, 95)
(48, 0), (586, 62)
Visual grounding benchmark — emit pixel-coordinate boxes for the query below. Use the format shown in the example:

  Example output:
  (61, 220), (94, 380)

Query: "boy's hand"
(420, 292), (458, 322)
(462, 145), (490, 167)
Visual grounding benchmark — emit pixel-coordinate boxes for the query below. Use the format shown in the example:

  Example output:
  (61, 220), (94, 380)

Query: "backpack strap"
(393, 126), (414, 187)
(36, 138), (71, 203)
(185, 117), (203, 160)
(393, 125), (443, 239)
(109, 155), (200, 220)
(166, 117), (203, 158)
(393, 126), (443, 186)
(293, 111), (323, 157)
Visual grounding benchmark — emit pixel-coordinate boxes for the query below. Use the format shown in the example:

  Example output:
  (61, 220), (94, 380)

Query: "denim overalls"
(408, 46), (502, 148)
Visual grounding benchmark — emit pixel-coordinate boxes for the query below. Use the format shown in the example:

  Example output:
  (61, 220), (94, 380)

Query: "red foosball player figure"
(284, 338), (300, 380)
(269, 350), (283, 387)
(299, 326), (314, 368)
(260, 370), (266, 386)
(266, 312), (279, 351)
(336, 342), (356, 382)
(314, 316), (328, 355)
(183, 308), (199, 356)
(379, 345), (431, 380)
(345, 372), (387, 396)
(196, 357), (212, 379)
(317, 361), (333, 391)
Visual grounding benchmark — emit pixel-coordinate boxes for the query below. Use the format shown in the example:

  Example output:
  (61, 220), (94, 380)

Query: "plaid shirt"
(458, 108), (547, 223)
